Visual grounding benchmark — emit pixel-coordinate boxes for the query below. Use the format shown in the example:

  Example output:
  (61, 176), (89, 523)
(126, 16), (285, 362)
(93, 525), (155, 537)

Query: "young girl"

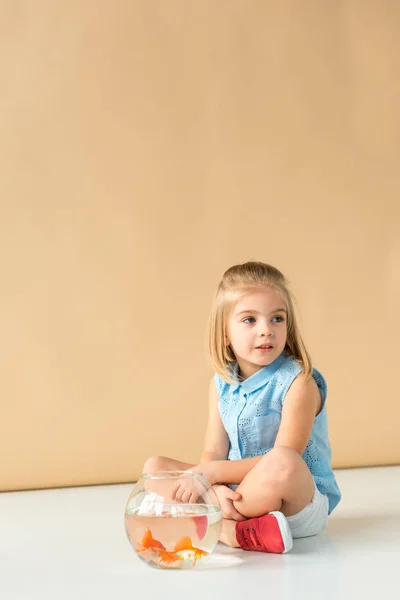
(142, 261), (341, 553)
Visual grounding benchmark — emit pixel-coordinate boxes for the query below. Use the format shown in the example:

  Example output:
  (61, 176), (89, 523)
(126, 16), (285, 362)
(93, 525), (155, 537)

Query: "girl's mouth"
(256, 344), (273, 351)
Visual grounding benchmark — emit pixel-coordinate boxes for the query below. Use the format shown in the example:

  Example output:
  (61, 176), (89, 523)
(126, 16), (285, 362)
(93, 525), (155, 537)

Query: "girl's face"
(226, 287), (288, 380)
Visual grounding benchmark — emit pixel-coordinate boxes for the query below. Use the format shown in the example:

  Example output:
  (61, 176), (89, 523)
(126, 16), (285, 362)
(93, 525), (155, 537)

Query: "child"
(142, 261), (341, 553)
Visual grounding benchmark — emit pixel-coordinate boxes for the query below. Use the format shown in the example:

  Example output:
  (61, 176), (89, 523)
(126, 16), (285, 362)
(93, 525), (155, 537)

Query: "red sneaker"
(235, 511), (293, 554)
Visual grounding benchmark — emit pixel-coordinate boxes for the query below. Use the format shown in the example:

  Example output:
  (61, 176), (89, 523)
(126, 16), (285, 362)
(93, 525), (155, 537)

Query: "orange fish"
(174, 536), (208, 564)
(136, 527), (166, 552)
(136, 528), (208, 565)
(157, 549), (183, 564)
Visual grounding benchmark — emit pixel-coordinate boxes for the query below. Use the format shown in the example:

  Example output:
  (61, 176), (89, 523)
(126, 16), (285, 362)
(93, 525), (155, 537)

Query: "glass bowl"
(124, 471), (222, 569)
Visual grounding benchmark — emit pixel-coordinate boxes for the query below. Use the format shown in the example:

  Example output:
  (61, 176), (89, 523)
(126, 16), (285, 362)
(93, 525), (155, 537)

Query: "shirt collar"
(230, 352), (287, 394)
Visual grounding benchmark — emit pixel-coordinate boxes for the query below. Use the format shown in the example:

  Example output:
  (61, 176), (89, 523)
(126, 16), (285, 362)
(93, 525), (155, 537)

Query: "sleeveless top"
(214, 352), (341, 514)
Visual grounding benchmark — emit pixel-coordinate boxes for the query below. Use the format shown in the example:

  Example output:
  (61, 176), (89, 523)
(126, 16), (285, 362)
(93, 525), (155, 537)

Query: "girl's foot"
(219, 518), (241, 548)
(235, 511), (293, 554)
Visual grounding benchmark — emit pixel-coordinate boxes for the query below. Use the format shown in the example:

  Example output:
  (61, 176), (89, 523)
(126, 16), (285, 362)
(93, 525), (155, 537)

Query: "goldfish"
(136, 527), (165, 551)
(173, 536), (208, 564)
(136, 528), (209, 565)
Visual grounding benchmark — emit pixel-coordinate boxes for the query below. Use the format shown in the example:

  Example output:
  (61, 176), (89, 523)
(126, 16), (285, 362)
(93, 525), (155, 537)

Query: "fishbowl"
(125, 471), (222, 569)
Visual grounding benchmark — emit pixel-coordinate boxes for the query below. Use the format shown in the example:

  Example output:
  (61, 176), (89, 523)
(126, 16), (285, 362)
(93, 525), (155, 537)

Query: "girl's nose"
(260, 324), (273, 337)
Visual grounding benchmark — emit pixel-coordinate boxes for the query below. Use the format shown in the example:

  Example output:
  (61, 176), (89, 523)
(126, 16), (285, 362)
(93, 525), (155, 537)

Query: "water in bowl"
(125, 503), (222, 569)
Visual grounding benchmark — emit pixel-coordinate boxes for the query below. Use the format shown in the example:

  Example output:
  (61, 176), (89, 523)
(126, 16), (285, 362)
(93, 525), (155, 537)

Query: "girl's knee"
(259, 447), (303, 483)
(142, 455), (168, 473)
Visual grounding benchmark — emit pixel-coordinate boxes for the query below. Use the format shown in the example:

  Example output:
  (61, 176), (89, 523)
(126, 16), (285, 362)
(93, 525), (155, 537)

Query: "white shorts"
(286, 485), (329, 538)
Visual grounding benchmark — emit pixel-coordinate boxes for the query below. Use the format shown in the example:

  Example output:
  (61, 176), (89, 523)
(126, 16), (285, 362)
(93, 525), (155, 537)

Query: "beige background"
(1, 1), (399, 492)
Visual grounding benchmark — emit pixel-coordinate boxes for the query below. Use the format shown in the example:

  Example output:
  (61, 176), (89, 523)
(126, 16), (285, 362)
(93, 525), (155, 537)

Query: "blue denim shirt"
(214, 352), (341, 514)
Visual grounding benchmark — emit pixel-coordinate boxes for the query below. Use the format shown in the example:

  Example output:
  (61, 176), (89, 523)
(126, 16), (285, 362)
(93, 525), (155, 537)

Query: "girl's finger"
(174, 486), (183, 501)
(189, 492), (198, 504)
(181, 489), (192, 504)
(227, 489), (242, 501)
(233, 511), (247, 521)
(170, 483), (177, 499)
(227, 505), (246, 521)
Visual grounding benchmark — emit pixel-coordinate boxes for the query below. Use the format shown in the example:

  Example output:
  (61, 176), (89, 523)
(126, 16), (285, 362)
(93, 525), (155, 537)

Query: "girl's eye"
(242, 317), (256, 324)
(272, 315), (284, 323)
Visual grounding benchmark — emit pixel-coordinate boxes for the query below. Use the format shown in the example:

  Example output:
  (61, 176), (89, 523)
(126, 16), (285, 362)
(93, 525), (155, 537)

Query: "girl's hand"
(213, 485), (247, 521)
(171, 471), (208, 504)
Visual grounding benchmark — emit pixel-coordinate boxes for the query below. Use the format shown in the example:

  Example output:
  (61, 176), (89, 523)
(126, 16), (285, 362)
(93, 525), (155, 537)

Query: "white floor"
(1, 466), (399, 599)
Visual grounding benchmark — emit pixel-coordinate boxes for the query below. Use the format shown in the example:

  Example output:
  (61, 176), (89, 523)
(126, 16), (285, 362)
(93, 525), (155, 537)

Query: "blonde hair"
(208, 261), (312, 383)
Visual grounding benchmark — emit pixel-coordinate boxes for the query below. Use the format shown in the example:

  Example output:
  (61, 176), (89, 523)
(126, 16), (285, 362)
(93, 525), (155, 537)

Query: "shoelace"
(243, 527), (262, 549)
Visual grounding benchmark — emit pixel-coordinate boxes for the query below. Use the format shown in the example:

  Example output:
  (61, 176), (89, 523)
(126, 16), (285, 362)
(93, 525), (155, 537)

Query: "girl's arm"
(273, 372), (322, 454)
(199, 373), (321, 485)
(199, 377), (230, 464)
(173, 379), (242, 505)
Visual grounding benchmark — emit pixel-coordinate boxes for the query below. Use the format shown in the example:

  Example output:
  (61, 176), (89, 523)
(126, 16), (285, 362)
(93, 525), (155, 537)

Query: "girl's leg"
(141, 455), (194, 474)
(233, 446), (315, 518)
(220, 447), (315, 547)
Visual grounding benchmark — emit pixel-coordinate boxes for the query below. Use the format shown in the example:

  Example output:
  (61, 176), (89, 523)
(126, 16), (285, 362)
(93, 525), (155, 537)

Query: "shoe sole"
(269, 511), (293, 553)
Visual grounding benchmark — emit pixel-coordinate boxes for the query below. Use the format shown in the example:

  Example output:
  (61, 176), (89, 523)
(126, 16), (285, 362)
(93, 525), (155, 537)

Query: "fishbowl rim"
(139, 470), (205, 481)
